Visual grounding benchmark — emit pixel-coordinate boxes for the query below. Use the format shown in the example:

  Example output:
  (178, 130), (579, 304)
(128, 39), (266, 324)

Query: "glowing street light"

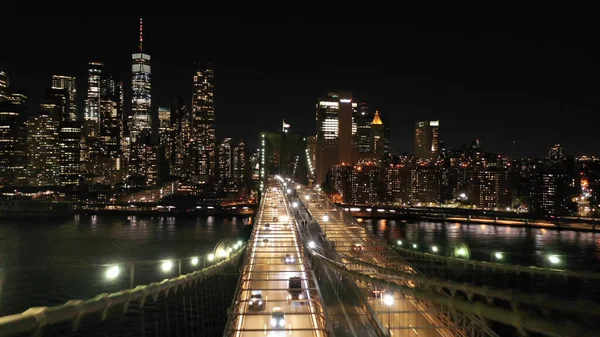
(494, 252), (504, 260)
(227, 247), (233, 253)
(305, 195), (310, 201)
(308, 241), (316, 249)
(191, 257), (199, 266)
(237, 240), (243, 246)
(322, 215), (329, 222)
(548, 255), (561, 265)
(431, 246), (439, 253)
(397, 240), (403, 246)
(292, 202), (299, 208)
(457, 248), (467, 256)
(412, 243), (418, 249)
(217, 249), (228, 258)
(383, 293), (394, 306)
(105, 265), (120, 280)
(286, 189), (292, 195)
(234, 243), (239, 250)
(161, 260), (174, 272)
(207, 253), (215, 262)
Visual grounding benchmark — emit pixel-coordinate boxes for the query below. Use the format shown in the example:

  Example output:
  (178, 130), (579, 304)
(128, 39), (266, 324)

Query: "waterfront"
(2, 216), (600, 317)
(0, 215), (249, 316)
(363, 219), (600, 272)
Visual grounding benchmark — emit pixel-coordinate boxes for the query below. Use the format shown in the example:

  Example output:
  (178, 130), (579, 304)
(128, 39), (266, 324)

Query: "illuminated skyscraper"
(131, 18), (152, 141)
(51, 75), (77, 121)
(99, 71), (121, 157)
(85, 62), (103, 134)
(0, 92), (27, 185)
(192, 66), (215, 177)
(59, 122), (83, 186)
(0, 70), (8, 101)
(26, 109), (60, 186)
(315, 92), (354, 184)
(415, 120), (440, 159)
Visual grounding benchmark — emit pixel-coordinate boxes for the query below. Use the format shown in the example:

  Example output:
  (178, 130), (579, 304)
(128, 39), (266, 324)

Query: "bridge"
(0, 176), (598, 336)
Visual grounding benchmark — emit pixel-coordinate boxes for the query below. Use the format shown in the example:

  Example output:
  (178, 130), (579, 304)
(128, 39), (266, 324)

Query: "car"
(264, 223), (271, 230)
(273, 217), (279, 222)
(287, 276), (304, 301)
(270, 307), (285, 329)
(248, 290), (265, 310)
(262, 238), (269, 245)
(351, 243), (364, 252)
(283, 254), (295, 264)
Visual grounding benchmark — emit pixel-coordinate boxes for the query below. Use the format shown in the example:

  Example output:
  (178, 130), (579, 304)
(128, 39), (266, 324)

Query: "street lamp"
(292, 202), (298, 208)
(308, 241), (316, 249)
(412, 243), (418, 249)
(494, 252), (504, 261)
(191, 257), (199, 266)
(322, 215), (329, 236)
(305, 195), (310, 201)
(237, 240), (243, 246)
(547, 254), (561, 265)
(105, 265), (120, 280)
(286, 189), (292, 195)
(397, 240), (403, 246)
(161, 260), (174, 273)
(431, 246), (439, 253)
(207, 253), (215, 262)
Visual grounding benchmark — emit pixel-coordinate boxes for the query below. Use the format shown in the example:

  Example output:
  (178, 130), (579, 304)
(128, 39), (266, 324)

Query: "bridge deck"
(299, 189), (454, 337)
(230, 179), (326, 337)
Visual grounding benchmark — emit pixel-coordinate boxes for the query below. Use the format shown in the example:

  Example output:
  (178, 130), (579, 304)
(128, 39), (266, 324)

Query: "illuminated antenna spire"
(139, 18), (143, 52)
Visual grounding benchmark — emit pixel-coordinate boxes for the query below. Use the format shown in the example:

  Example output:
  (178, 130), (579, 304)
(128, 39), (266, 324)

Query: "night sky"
(2, 18), (599, 158)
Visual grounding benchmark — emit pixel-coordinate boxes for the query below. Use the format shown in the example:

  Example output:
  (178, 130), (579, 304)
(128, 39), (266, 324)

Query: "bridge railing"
(0, 248), (244, 337)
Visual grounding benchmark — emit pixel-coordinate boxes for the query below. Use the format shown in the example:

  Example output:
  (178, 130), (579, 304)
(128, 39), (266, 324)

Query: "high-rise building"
(548, 144), (563, 163)
(170, 97), (190, 177)
(315, 92), (355, 184)
(26, 111), (60, 186)
(410, 166), (441, 204)
(0, 70), (9, 101)
(51, 75), (77, 121)
(85, 62), (103, 135)
(99, 71), (121, 157)
(233, 140), (248, 186)
(354, 102), (374, 154)
(131, 18), (152, 141)
(218, 138), (233, 182)
(59, 122), (83, 186)
(415, 120), (440, 159)
(192, 66), (216, 177)
(370, 111), (385, 158)
(0, 92), (27, 185)
(158, 106), (174, 175)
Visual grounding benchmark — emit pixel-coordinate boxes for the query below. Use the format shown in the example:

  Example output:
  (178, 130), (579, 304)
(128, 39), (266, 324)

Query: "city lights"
(105, 266), (120, 280)
(161, 260), (174, 272)
(191, 257), (199, 266)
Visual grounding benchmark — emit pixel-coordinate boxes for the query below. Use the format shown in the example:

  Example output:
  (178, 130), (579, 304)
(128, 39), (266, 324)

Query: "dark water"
(0, 215), (248, 316)
(363, 219), (600, 272)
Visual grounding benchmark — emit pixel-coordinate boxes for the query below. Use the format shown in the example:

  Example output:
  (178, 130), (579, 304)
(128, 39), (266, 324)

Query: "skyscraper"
(0, 70), (8, 101)
(0, 91), (27, 185)
(85, 62), (103, 135)
(192, 66), (215, 177)
(170, 97), (190, 177)
(51, 75), (77, 121)
(131, 18), (152, 141)
(99, 71), (121, 157)
(354, 101), (374, 154)
(315, 92), (355, 184)
(58, 122), (83, 186)
(415, 120), (440, 159)
(26, 110), (60, 186)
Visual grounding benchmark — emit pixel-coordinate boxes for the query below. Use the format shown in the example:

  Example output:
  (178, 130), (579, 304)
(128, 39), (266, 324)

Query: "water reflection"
(0, 215), (249, 315)
(365, 219), (600, 272)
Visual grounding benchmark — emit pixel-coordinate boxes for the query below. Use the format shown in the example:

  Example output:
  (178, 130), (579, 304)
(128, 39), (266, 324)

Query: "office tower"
(0, 70), (8, 101)
(171, 97), (190, 177)
(158, 106), (173, 174)
(371, 111), (385, 158)
(233, 140), (248, 186)
(415, 120), (440, 159)
(315, 92), (355, 184)
(548, 144), (563, 163)
(99, 71), (121, 157)
(218, 138), (233, 182)
(410, 166), (441, 204)
(192, 66), (215, 177)
(51, 75), (77, 121)
(131, 18), (152, 141)
(0, 92), (27, 185)
(26, 111), (60, 186)
(58, 122), (83, 186)
(85, 62), (103, 136)
(354, 102), (374, 153)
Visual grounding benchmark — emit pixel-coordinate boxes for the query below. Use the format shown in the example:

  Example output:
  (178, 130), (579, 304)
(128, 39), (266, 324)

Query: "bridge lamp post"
(397, 240), (403, 246)
(105, 265), (120, 280)
(412, 243), (418, 249)
(191, 256), (199, 267)
(322, 215), (329, 236)
(493, 252), (504, 261)
(305, 195), (310, 201)
(431, 246), (439, 253)
(383, 293), (394, 329)
(207, 253), (215, 262)
(161, 260), (174, 273)
(547, 254), (561, 266)
(308, 241), (316, 249)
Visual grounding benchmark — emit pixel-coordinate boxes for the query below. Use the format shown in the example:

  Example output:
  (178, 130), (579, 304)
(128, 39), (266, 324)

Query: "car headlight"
(271, 318), (277, 327)
(249, 300), (253, 305)
(258, 300), (263, 304)
(299, 294), (303, 299)
(279, 319), (285, 327)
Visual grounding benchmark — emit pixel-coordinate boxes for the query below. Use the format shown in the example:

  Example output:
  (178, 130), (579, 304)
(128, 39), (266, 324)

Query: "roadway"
(296, 187), (450, 337)
(232, 178), (326, 337)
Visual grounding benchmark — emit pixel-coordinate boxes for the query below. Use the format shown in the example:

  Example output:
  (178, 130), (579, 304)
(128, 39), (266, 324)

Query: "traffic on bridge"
(225, 178), (328, 337)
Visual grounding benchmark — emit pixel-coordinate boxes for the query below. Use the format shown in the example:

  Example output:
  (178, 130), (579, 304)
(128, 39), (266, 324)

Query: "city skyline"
(1, 19), (599, 157)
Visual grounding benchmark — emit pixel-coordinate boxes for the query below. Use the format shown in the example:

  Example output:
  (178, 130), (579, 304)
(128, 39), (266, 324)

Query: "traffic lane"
(370, 294), (443, 337)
